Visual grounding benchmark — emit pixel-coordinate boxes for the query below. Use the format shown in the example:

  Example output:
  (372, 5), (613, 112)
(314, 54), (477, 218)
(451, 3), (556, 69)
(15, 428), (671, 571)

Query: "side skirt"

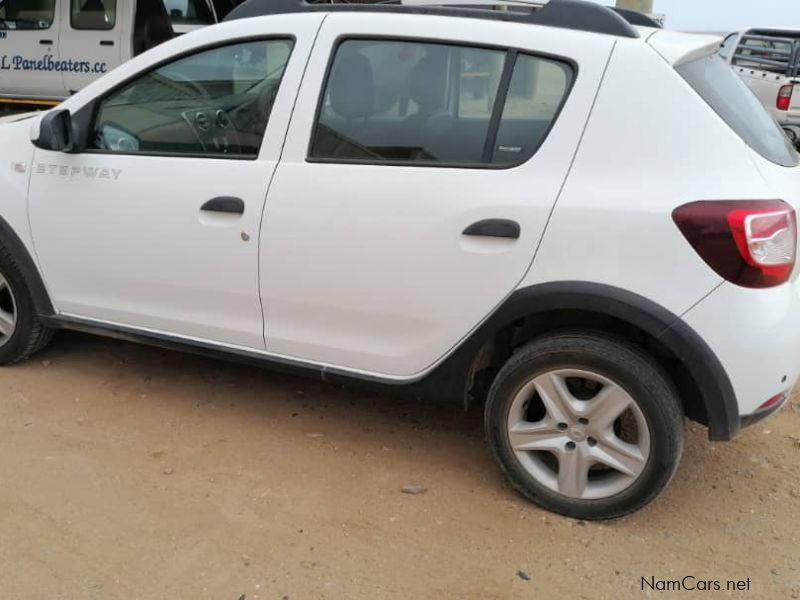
(39, 314), (423, 395)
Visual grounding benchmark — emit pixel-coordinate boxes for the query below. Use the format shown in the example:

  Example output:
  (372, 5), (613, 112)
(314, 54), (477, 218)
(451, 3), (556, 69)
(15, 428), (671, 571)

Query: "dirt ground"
(0, 332), (798, 600)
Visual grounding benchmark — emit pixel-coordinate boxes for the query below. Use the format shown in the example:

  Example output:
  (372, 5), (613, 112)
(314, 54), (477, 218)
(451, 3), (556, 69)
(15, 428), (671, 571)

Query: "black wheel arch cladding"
(0, 215), (55, 318)
(410, 281), (739, 442)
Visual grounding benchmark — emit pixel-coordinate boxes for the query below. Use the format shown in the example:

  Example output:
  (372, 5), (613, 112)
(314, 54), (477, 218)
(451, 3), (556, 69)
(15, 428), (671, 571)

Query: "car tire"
(485, 331), (684, 520)
(0, 245), (53, 365)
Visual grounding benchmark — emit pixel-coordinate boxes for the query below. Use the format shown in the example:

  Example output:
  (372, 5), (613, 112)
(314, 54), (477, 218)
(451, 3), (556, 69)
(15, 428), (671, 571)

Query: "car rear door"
(259, 13), (615, 378)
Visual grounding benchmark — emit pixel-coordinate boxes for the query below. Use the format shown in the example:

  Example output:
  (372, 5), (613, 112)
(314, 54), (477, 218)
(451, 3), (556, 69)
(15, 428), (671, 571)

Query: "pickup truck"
(720, 28), (800, 132)
(0, 0), (220, 105)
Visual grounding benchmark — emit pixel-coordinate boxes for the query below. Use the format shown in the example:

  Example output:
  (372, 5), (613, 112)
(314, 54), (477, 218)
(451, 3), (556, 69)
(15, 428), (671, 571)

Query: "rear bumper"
(740, 391), (790, 429)
(681, 280), (800, 436)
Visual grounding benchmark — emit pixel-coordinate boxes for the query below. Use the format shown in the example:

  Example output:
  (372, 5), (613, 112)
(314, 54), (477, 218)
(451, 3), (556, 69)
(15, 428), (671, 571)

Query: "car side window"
(89, 39), (294, 158)
(309, 39), (573, 167)
(492, 54), (573, 165)
(71, 0), (117, 30)
(718, 33), (738, 60)
(0, 0), (56, 30)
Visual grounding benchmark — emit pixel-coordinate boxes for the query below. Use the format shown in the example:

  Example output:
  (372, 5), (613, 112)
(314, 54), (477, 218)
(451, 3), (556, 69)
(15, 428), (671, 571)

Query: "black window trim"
(70, 0), (118, 31)
(306, 34), (578, 171)
(74, 34), (297, 161)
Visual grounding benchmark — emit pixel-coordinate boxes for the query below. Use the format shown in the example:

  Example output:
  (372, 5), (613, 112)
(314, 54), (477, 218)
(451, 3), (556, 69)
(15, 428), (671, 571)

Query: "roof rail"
(610, 7), (661, 29)
(224, 0), (641, 39)
(401, 0), (545, 7)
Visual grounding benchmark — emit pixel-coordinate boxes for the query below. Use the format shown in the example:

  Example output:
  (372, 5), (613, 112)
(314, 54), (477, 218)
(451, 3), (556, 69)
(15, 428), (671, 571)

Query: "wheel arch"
(414, 282), (738, 441)
(0, 215), (55, 318)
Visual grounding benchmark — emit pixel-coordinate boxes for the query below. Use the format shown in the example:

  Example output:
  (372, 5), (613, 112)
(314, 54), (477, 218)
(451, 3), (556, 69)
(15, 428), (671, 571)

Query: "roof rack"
(224, 0), (641, 40)
(732, 32), (800, 77)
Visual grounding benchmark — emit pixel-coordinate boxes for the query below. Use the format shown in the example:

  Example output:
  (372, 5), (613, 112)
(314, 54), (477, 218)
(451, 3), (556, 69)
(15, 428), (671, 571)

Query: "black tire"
(485, 331), (684, 520)
(0, 245), (53, 365)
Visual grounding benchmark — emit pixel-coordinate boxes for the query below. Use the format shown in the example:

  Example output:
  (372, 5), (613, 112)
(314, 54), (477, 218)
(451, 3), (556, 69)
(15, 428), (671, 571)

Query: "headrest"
(410, 55), (447, 115)
(329, 53), (375, 120)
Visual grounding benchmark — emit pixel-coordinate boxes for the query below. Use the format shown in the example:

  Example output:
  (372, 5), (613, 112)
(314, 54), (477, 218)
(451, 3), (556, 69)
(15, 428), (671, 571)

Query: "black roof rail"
(611, 7), (661, 29)
(224, 0), (641, 39)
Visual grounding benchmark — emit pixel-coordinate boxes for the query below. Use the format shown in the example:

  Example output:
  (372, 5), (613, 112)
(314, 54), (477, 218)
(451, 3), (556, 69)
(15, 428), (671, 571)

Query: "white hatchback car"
(1, 0), (799, 520)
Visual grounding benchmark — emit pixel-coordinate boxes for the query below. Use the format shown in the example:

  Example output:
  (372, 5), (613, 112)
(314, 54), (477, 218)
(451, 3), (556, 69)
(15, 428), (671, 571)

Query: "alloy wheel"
(0, 271), (17, 348)
(506, 368), (651, 500)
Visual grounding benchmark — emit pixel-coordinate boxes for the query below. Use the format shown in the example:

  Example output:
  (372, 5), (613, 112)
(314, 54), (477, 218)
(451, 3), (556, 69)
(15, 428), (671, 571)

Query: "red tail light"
(673, 200), (797, 288)
(777, 84), (793, 111)
(758, 391), (787, 411)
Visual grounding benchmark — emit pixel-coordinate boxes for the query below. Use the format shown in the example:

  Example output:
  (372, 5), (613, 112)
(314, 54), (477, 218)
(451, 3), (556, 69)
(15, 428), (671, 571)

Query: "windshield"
(677, 54), (799, 167)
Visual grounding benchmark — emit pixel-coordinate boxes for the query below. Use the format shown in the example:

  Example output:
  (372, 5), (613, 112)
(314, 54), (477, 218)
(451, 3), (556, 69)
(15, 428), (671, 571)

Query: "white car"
(719, 28), (800, 127)
(0, 0), (218, 105)
(1, 0), (799, 520)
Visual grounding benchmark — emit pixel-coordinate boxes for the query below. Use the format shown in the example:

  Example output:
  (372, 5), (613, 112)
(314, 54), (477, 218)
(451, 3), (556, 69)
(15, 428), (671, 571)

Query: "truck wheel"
(485, 332), (684, 520)
(0, 246), (53, 365)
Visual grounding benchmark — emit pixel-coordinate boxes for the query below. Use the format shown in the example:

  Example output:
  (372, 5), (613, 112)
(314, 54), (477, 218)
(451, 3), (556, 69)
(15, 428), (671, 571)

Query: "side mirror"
(32, 109), (76, 152)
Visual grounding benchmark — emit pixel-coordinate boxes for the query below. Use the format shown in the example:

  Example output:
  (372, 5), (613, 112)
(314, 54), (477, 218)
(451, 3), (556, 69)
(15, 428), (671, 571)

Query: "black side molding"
(40, 280), (739, 442)
(408, 282), (740, 442)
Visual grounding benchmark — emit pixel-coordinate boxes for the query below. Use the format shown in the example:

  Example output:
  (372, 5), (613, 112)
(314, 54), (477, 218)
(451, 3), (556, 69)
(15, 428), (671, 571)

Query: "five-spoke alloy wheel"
(486, 332), (684, 520)
(0, 270), (18, 347)
(507, 369), (650, 500)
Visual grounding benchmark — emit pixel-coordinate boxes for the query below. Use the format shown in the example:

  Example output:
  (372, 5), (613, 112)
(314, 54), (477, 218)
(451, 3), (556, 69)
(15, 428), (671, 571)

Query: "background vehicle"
(720, 28), (800, 131)
(163, 0), (217, 34)
(1, 0), (799, 520)
(0, 0), (219, 104)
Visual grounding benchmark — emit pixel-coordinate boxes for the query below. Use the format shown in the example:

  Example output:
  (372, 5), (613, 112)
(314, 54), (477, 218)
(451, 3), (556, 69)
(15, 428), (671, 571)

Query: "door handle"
(462, 219), (520, 239)
(39, 39), (53, 45)
(201, 197), (245, 214)
(100, 40), (114, 46)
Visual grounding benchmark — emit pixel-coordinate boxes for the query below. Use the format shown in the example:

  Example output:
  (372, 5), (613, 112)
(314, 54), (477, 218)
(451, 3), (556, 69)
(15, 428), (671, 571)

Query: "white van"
(0, 0), (217, 104)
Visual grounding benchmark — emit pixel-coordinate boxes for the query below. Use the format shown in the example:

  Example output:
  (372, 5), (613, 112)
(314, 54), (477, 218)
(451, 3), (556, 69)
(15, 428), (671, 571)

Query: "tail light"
(673, 200), (797, 288)
(777, 84), (793, 111)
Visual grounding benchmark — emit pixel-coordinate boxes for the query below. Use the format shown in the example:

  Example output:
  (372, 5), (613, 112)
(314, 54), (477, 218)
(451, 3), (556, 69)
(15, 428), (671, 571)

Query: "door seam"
(257, 13), (331, 350)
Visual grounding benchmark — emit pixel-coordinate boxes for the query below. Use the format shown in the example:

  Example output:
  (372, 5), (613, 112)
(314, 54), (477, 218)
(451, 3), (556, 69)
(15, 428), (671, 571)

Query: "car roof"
(225, 0), (645, 39)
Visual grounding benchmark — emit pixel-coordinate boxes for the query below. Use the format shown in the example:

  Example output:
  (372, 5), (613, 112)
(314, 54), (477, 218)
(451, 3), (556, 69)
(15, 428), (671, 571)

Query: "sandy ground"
(0, 331), (797, 599)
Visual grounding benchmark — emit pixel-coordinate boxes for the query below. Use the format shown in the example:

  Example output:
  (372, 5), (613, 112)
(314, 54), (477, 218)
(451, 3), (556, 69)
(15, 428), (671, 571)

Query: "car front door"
(28, 20), (319, 349)
(259, 14), (615, 377)
(0, 0), (64, 99)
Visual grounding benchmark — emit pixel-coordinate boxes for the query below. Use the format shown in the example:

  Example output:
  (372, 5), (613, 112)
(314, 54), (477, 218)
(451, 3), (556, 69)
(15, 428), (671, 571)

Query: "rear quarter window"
(677, 54), (799, 167)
